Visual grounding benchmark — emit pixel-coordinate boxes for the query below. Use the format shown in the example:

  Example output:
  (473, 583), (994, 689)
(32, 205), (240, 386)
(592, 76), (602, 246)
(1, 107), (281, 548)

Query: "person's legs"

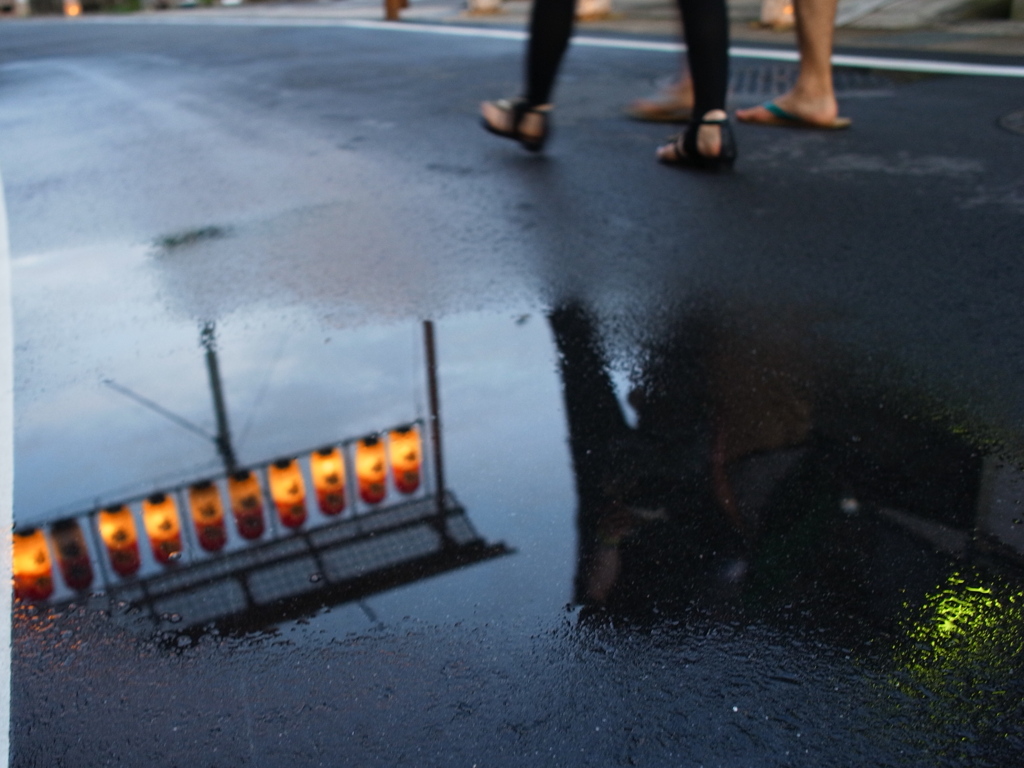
(656, 0), (733, 163)
(481, 0), (575, 145)
(524, 0), (576, 106)
(736, 0), (848, 127)
(677, 0), (729, 121)
(625, 64), (694, 123)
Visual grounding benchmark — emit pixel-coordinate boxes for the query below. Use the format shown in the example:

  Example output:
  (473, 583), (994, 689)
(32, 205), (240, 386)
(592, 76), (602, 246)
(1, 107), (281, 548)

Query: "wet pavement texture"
(3, 16), (1024, 768)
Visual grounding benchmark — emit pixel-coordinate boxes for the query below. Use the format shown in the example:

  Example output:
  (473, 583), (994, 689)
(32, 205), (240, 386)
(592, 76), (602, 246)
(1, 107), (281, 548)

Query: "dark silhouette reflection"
(551, 304), (741, 611)
(550, 300), (1020, 632)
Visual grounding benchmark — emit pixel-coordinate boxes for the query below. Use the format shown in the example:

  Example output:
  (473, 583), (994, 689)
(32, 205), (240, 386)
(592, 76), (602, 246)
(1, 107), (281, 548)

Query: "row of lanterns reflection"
(13, 426), (423, 601)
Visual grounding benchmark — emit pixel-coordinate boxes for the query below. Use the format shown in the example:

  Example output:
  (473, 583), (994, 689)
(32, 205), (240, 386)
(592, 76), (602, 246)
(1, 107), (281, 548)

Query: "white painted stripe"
(828, 52), (1024, 77)
(0, 167), (13, 768)
(75, 14), (1024, 78)
(347, 22), (1024, 77)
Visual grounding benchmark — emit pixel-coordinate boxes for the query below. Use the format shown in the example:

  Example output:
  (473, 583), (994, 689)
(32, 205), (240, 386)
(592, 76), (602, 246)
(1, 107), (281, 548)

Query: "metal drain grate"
(999, 109), (1024, 136)
(728, 62), (895, 101)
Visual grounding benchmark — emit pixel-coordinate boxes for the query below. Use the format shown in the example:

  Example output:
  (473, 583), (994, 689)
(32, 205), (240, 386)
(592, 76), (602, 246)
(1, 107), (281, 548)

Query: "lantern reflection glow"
(388, 425), (422, 495)
(51, 519), (93, 591)
(13, 529), (54, 601)
(228, 470), (266, 539)
(98, 505), (141, 577)
(356, 436), (387, 504)
(142, 492), (183, 564)
(268, 458), (307, 528)
(189, 482), (227, 552)
(352, 438), (385, 505)
(310, 447), (346, 515)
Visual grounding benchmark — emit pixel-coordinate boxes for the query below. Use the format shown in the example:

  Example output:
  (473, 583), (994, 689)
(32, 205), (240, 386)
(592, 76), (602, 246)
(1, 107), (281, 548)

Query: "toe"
(480, 101), (506, 131)
(735, 104), (773, 123)
(656, 141), (682, 162)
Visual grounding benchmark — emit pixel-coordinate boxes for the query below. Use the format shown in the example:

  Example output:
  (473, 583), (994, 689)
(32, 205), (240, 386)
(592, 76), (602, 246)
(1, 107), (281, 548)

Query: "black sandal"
(481, 98), (551, 153)
(658, 113), (736, 171)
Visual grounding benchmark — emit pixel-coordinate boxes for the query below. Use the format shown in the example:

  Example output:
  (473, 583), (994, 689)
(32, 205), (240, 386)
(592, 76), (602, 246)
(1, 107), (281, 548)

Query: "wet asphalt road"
(3, 15), (1024, 768)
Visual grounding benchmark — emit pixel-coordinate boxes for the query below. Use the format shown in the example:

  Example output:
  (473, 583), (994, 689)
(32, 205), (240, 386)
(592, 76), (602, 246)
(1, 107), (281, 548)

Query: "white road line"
(77, 14), (1024, 78)
(0, 167), (13, 768)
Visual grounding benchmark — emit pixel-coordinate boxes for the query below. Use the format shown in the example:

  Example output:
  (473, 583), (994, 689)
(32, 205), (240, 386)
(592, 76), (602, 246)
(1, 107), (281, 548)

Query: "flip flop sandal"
(481, 98), (551, 152)
(738, 101), (852, 130)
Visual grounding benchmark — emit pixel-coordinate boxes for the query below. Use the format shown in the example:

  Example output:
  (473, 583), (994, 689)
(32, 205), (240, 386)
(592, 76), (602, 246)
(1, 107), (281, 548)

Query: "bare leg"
(626, 65), (695, 122)
(789, 0), (840, 120)
(736, 0), (848, 127)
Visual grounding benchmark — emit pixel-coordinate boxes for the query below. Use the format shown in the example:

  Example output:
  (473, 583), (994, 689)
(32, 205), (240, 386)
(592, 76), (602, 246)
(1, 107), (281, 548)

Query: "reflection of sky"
(362, 312), (577, 627)
(255, 310), (578, 628)
(13, 236), (577, 625)
(14, 242), (220, 518)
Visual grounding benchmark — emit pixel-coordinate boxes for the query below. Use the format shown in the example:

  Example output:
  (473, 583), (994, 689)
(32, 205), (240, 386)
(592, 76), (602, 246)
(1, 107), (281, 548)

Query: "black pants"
(524, 0), (729, 121)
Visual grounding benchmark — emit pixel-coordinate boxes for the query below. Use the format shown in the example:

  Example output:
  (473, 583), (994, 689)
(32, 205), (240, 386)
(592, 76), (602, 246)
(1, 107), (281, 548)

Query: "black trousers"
(524, 0), (729, 120)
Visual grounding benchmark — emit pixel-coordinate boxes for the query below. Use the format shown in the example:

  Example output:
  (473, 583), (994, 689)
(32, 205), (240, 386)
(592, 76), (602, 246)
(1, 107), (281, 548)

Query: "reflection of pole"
(423, 321), (445, 522)
(201, 322), (237, 474)
(86, 512), (113, 592)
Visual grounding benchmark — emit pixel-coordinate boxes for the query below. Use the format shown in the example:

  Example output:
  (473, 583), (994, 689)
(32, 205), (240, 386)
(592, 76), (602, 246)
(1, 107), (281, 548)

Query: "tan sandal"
(481, 98), (551, 153)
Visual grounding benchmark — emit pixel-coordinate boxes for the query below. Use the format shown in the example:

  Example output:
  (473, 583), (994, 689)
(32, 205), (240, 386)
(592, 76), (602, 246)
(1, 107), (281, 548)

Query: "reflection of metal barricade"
(17, 422), (509, 632)
(113, 490), (509, 633)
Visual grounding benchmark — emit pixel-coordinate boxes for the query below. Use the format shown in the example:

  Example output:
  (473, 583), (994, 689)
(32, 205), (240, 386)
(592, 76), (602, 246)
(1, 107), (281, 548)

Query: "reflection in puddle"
(13, 320), (511, 634)
(891, 570), (1024, 762)
(546, 299), (1024, 762)
(552, 301), (1022, 625)
(11, 295), (1024, 765)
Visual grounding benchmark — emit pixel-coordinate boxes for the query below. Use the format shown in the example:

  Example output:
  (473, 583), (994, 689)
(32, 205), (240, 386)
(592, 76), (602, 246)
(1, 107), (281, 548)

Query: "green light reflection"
(889, 569), (1024, 763)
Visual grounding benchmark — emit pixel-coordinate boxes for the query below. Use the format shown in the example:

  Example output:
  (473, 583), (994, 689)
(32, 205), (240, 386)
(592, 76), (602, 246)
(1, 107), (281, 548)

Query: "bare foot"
(626, 78), (695, 123)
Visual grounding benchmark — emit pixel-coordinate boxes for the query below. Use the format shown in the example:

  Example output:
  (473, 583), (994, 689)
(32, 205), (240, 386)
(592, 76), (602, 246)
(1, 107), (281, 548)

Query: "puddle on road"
(9, 245), (1024, 766)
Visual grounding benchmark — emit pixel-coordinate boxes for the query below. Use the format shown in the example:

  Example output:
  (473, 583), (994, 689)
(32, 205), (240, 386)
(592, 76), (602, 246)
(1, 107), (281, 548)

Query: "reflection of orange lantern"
(356, 436), (387, 504)
(228, 470), (266, 540)
(310, 447), (346, 515)
(142, 493), (183, 565)
(189, 482), (227, 552)
(268, 458), (307, 528)
(13, 529), (54, 601)
(98, 505), (141, 577)
(51, 519), (93, 591)
(388, 425), (422, 495)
